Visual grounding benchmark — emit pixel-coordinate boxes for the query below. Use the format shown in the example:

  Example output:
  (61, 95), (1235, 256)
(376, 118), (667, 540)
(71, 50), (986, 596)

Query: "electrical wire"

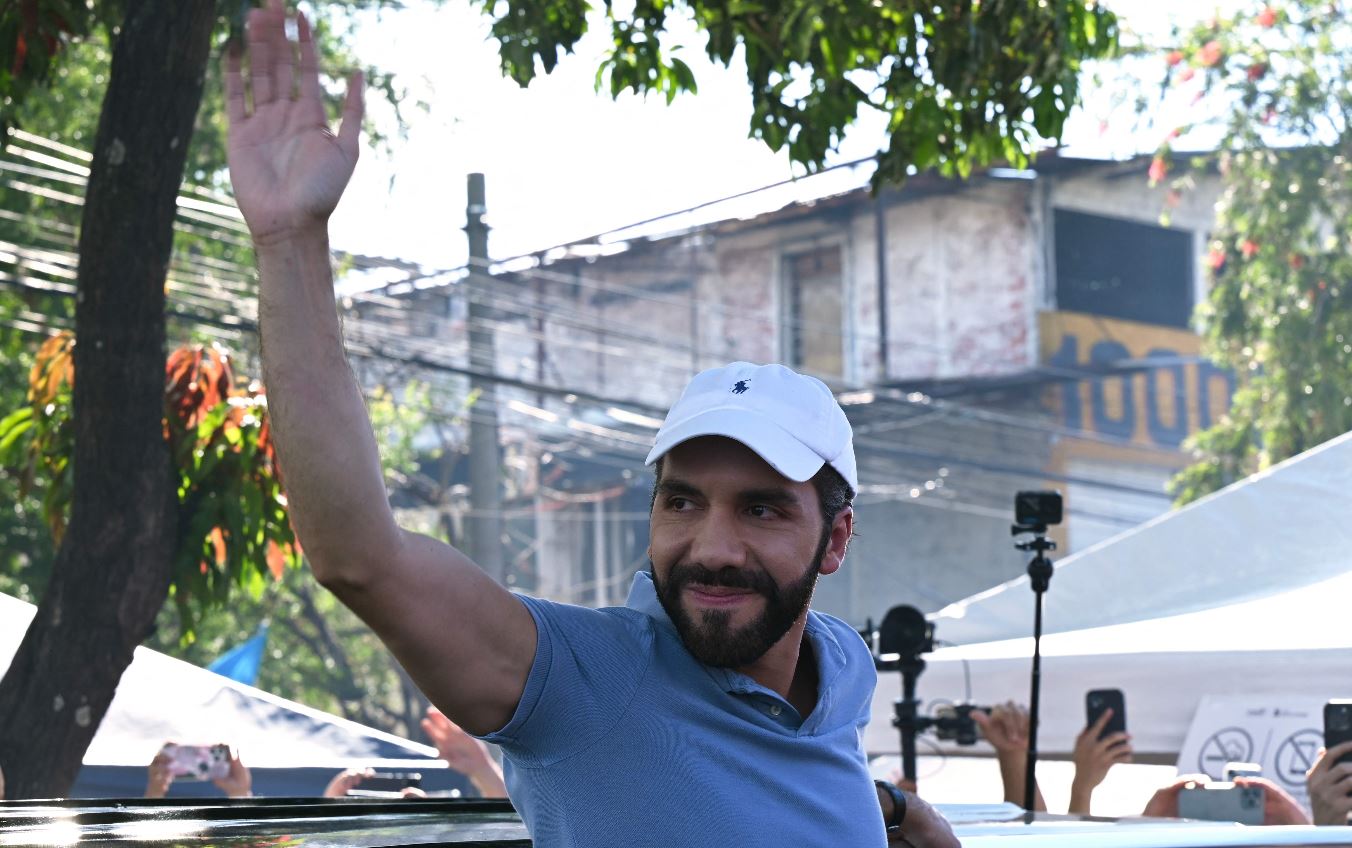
(3, 139), (1206, 438)
(0, 134), (1194, 519)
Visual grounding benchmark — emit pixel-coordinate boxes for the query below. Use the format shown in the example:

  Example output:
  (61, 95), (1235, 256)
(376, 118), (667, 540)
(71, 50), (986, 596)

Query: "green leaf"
(670, 57), (696, 93)
(0, 408), (34, 458)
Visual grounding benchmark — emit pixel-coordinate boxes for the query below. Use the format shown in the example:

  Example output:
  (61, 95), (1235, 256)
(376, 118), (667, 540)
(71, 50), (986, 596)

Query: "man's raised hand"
(226, 0), (363, 246)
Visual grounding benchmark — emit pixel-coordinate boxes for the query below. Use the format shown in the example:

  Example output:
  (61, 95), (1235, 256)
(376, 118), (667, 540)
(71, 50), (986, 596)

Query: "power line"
(1, 140), (1206, 434)
(0, 132), (1191, 523)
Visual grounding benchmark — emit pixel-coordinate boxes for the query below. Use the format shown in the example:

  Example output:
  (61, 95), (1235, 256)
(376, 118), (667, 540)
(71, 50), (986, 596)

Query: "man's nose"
(686, 507), (748, 569)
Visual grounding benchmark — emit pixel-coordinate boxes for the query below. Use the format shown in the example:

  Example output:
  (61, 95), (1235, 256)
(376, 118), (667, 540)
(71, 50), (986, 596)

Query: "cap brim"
(644, 407), (825, 483)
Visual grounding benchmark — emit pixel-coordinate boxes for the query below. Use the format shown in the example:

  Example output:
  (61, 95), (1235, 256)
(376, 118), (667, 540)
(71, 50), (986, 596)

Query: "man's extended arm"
(227, 0), (534, 736)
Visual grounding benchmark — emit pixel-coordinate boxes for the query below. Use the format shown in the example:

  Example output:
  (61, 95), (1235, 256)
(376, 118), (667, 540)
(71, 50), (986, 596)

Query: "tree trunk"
(0, 0), (216, 799)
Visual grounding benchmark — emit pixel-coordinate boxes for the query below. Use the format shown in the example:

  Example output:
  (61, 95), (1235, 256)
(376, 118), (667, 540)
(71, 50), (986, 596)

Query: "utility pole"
(465, 173), (506, 585)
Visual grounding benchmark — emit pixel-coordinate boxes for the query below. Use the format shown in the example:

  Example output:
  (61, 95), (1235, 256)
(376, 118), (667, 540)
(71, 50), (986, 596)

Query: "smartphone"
(1177, 783), (1264, 825)
(1324, 700), (1352, 765)
(1224, 762), (1262, 782)
(357, 772), (422, 792)
(1086, 688), (1127, 741)
(161, 743), (230, 782)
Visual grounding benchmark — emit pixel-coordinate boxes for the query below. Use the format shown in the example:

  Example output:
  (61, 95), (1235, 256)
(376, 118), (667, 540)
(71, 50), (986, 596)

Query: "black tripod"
(1016, 529), (1056, 821)
(890, 654), (927, 785)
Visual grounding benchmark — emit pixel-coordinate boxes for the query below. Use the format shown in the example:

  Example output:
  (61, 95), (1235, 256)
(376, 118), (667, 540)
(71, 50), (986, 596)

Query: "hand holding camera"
(971, 702), (1029, 756)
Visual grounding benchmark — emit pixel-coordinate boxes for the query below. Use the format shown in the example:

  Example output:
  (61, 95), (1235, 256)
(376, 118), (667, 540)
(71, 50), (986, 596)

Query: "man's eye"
(666, 497), (692, 510)
(747, 505), (777, 519)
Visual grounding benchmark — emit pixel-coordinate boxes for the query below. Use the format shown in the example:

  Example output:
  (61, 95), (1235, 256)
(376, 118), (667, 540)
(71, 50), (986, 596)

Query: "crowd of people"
(139, 706), (508, 801)
(8, 696), (1351, 833)
(950, 699), (1352, 827)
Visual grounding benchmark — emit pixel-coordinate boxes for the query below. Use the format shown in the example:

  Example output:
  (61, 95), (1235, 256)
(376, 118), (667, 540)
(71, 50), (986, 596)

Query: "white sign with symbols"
(1176, 695), (1325, 813)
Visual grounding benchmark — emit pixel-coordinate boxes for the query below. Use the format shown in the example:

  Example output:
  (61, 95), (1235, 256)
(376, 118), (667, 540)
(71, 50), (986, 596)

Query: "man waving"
(226, 5), (959, 845)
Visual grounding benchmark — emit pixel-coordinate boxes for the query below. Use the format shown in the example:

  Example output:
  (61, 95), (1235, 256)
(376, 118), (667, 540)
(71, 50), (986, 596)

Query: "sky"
(323, 0), (1236, 278)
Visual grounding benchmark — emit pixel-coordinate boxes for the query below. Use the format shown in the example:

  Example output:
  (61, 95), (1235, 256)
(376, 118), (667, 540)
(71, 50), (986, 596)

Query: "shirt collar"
(625, 570), (674, 628)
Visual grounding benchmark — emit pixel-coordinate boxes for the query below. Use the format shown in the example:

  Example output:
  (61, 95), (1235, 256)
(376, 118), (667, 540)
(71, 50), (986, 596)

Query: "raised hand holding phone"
(1070, 690), (1132, 815)
(1085, 689), (1127, 740)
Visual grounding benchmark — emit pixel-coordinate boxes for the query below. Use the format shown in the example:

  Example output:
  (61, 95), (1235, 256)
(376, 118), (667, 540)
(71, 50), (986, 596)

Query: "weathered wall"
(705, 211), (860, 381)
(880, 181), (1040, 382)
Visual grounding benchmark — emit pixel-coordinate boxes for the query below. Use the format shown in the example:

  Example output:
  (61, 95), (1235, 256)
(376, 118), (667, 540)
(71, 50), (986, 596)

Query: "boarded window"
(1054, 209), (1194, 328)
(785, 246), (844, 378)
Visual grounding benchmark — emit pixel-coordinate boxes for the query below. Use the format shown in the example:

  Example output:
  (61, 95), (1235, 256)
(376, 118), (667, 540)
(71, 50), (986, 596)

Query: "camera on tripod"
(1012, 490), (1062, 536)
(1011, 488), (1063, 816)
(862, 603), (992, 782)
(871, 604), (932, 669)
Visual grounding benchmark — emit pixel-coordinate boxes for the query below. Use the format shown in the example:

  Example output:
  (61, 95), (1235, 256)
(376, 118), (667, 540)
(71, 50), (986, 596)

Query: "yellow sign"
(1040, 311), (1235, 450)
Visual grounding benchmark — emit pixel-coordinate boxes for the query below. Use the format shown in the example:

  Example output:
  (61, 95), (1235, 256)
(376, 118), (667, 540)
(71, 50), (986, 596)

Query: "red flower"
(1247, 62), (1268, 81)
(1241, 239), (1260, 259)
(1165, 190), (1182, 209)
(1166, 50), (1185, 66)
(1289, 254), (1305, 270)
(1180, 67), (1197, 83)
(1148, 156), (1169, 185)
(1257, 6), (1277, 26)
(1208, 248), (1227, 271)
(1199, 40), (1223, 67)
(1168, 127), (1182, 140)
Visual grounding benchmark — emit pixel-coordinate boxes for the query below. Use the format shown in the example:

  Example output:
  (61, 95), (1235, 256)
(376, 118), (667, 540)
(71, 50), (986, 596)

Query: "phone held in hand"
(1085, 688), (1127, 741)
(1224, 761), (1262, 782)
(1177, 783), (1264, 825)
(161, 743), (231, 781)
(1324, 700), (1352, 765)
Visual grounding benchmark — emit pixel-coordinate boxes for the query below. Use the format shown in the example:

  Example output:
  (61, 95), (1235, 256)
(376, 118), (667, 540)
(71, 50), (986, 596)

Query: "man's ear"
(818, 506), (853, 577)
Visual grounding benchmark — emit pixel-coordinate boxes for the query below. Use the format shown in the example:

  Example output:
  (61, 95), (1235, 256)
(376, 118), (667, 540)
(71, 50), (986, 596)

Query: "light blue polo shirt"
(480, 571), (886, 847)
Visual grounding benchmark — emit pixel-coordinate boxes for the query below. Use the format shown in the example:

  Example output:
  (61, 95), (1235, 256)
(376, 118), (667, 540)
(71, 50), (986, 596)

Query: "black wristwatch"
(875, 779), (907, 830)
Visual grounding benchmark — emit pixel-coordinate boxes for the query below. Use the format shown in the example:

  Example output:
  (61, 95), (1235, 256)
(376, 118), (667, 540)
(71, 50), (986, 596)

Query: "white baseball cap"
(644, 362), (857, 491)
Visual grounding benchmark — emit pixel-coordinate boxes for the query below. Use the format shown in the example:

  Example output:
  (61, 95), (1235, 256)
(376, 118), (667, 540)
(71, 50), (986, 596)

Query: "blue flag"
(208, 623), (269, 686)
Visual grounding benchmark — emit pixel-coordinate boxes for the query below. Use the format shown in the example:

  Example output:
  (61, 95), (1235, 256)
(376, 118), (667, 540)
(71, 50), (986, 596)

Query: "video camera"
(931, 703), (991, 746)
(862, 603), (991, 780)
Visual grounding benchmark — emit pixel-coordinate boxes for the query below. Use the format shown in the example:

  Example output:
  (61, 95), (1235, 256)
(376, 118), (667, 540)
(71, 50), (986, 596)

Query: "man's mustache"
(667, 563), (777, 596)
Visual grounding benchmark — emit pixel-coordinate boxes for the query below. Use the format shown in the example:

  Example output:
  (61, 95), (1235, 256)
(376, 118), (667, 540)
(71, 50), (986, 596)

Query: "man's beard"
(652, 529), (830, 668)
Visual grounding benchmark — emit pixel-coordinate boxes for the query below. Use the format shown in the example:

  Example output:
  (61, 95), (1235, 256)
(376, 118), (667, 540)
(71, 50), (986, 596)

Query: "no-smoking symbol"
(1198, 727), (1254, 779)
(1274, 729), (1323, 787)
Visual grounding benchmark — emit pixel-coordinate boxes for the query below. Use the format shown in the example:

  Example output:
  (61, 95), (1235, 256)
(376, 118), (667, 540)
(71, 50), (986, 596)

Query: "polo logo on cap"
(731, 380), (750, 394)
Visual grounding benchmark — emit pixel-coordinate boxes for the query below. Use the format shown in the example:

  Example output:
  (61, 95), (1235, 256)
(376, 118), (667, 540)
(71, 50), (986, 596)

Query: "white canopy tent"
(864, 567), (1352, 758)
(930, 430), (1352, 646)
(864, 430), (1352, 759)
(0, 592), (458, 797)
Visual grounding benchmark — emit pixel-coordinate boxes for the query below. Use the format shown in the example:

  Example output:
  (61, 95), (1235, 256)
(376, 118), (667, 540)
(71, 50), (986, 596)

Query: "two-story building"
(341, 151), (1231, 627)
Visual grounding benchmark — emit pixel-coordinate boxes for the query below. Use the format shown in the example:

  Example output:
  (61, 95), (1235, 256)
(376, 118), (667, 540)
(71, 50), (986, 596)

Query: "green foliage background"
(0, 1), (440, 739)
(1162, 1), (1352, 503)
